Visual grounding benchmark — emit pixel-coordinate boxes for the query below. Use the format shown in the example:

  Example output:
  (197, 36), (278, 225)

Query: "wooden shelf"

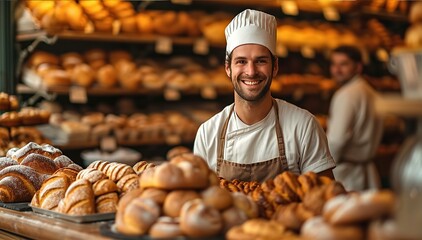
(359, 7), (408, 22)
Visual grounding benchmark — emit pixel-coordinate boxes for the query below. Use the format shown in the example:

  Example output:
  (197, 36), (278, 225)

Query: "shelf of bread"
(39, 110), (208, 150)
(20, 0), (404, 53)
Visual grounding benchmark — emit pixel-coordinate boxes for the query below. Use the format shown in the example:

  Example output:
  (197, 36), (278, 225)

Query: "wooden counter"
(0, 207), (111, 240)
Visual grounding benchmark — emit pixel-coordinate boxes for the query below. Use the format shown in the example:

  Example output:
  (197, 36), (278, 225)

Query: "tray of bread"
(0, 202), (31, 211)
(30, 205), (115, 223)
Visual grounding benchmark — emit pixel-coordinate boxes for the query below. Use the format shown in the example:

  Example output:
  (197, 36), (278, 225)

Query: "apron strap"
(216, 104), (235, 172)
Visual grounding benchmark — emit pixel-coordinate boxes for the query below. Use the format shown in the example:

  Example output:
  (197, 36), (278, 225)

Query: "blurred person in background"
(327, 45), (383, 191)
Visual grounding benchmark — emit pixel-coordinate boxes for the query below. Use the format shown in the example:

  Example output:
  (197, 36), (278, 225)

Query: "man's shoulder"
(275, 99), (314, 122)
(200, 104), (233, 130)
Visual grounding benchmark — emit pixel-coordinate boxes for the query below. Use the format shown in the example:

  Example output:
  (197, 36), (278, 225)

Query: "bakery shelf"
(358, 7), (408, 22)
(15, 30), (226, 47)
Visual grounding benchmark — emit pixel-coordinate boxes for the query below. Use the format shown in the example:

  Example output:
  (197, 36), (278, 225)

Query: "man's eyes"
(235, 60), (268, 64)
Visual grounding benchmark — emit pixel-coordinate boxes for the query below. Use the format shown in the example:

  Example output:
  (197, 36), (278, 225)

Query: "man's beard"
(230, 71), (272, 102)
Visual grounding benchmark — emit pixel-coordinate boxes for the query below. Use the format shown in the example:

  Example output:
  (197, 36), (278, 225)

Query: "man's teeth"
(243, 80), (260, 85)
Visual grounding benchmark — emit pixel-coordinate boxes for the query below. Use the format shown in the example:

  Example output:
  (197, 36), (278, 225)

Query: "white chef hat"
(225, 9), (277, 58)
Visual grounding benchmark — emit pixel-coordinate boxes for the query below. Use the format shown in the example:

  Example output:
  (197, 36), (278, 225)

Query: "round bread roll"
(116, 197), (160, 236)
(40, 11), (64, 34)
(163, 190), (200, 217)
(201, 186), (233, 211)
(120, 16), (137, 33)
(323, 190), (395, 225)
(166, 146), (191, 160)
(222, 207), (248, 233)
(302, 217), (364, 240)
(149, 217), (183, 239)
(60, 52), (84, 70)
(226, 219), (288, 240)
(136, 13), (153, 34)
(36, 63), (60, 78)
(71, 64), (96, 87)
(93, 17), (114, 32)
(84, 49), (106, 63)
(180, 199), (222, 237)
(410, 2), (422, 24)
(153, 11), (186, 36)
(65, 3), (88, 31)
(97, 64), (117, 88)
(231, 192), (259, 219)
(109, 50), (132, 65)
(140, 188), (168, 206)
(28, 51), (59, 69)
(405, 23), (422, 48)
(43, 69), (71, 87)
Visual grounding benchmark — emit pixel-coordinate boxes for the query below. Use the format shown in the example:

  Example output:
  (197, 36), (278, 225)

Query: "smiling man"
(193, 9), (335, 182)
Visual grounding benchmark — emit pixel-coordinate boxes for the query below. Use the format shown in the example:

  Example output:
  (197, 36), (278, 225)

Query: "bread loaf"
(116, 197), (160, 235)
(163, 190), (200, 218)
(201, 186), (233, 211)
(105, 162), (135, 182)
(87, 160), (110, 172)
(34, 175), (72, 210)
(301, 216), (364, 240)
(149, 217), (183, 239)
(92, 179), (118, 196)
(222, 207), (248, 233)
(132, 161), (156, 175)
(59, 179), (95, 215)
(231, 192), (259, 219)
(76, 168), (107, 184)
(180, 199), (222, 237)
(0, 165), (48, 202)
(20, 153), (58, 175)
(323, 190), (395, 225)
(272, 202), (314, 231)
(96, 192), (118, 213)
(302, 181), (346, 215)
(0, 157), (18, 171)
(166, 146), (191, 160)
(116, 173), (139, 193)
(226, 219), (291, 240)
(52, 167), (80, 182)
(139, 188), (168, 206)
(53, 155), (75, 169)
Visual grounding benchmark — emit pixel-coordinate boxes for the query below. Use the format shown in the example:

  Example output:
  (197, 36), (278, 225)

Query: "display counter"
(0, 207), (110, 240)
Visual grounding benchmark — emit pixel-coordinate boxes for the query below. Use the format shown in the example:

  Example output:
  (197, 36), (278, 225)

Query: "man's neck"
(234, 95), (273, 125)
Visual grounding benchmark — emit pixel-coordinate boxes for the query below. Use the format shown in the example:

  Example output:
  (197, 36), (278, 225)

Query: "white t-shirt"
(194, 99), (335, 174)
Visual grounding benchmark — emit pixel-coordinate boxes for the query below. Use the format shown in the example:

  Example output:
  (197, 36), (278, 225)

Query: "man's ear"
(273, 56), (279, 76)
(225, 62), (231, 78)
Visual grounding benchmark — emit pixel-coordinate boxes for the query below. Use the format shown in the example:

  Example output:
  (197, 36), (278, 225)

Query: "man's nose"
(245, 62), (257, 76)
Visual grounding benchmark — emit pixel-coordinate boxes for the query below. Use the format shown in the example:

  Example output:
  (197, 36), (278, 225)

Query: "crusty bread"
(59, 179), (95, 215)
(115, 197), (160, 235)
(302, 216), (364, 240)
(52, 167), (80, 182)
(96, 192), (118, 213)
(35, 175), (72, 210)
(116, 173), (139, 193)
(132, 161), (156, 175)
(163, 190), (200, 218)
(0, 157), (18, 171)
(92, 179), (118, 196)
(105, 162), (135, 182)
(201, 186), (233, 211)
(53, 155), (74, 169)
(323, 190), (395, 225)
(20, 153), (58, 175)
(0, 165), (48, 202)
(76, 168), (107, 184)
(180, 199), (222, 237)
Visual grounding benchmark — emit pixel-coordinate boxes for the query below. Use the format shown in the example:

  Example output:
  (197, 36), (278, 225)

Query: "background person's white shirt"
(194, 99), (335, 174)
(327, 75), (383, 191)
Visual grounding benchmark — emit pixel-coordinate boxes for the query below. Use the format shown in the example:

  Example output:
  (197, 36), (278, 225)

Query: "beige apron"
(216, 99), (288, 183)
